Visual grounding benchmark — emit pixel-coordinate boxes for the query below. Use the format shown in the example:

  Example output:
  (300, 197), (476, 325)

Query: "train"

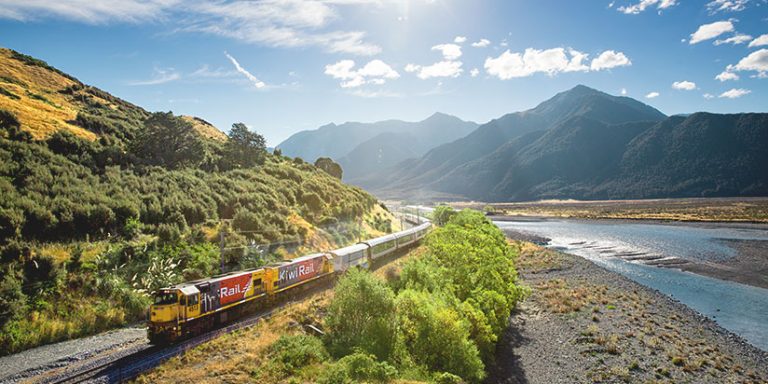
(147, 220), (431, 344)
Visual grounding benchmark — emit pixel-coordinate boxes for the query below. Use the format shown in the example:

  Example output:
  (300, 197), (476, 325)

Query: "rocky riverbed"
(488, 242), (768, 383)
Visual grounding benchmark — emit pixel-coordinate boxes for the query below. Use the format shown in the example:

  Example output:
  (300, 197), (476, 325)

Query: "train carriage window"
(187, 294), (199, 306)
(254, 278), (262, 289)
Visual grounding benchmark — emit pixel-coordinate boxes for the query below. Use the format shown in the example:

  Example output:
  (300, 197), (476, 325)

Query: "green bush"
(265, 334), (329, 378)
(0, 265), (26, 326)
(434, 372), (465, 384)
(432, 206), (456, 226)
(317, 352), (397, 384)
(325, 269), (398, 361)
(396, 289), (484, 382)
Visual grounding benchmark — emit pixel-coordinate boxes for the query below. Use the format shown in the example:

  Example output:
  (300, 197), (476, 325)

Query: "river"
(494, 218), (768, 352)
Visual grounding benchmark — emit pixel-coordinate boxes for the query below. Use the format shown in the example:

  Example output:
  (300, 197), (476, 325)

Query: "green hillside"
(0, 48), (388, 355)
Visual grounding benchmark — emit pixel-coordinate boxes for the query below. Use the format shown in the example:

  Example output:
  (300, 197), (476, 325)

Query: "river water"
(494, 219), (768, 351)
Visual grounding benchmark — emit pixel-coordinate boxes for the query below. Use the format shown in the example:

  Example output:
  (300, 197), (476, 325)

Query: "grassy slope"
(0, 48), (131, 140)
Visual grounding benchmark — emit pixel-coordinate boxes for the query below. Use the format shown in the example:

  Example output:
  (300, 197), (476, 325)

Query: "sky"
(1, 0), (767, 146)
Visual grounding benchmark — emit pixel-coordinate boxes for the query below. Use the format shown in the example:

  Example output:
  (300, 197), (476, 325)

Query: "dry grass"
(0, 48), (98, 140)
(514, 242), (568, 273)
(135, 292), (332, 384)
(535, 278), (609, 314)
(181, 116), (227, 142)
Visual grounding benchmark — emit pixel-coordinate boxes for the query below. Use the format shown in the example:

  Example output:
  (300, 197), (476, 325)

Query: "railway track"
(40, 307), (277, 384)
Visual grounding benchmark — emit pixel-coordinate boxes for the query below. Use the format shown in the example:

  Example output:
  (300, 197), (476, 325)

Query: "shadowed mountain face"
(365, 85), (768, 202)
(275, 112), (478, 180)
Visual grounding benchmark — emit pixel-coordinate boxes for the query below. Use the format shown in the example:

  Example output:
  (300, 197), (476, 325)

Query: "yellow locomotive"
(148, 222), (430, 344)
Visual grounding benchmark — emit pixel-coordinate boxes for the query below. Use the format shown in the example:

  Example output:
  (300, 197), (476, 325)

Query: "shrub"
(0, 265), (26, 327)
(265, 334), (329, 378)
(395, 289), (484, 382)
(434, 372), (465, 384)
(22, 255), (61, 291)
(325, 269), (398, 361)
(317, 352), (397, 384)
(432, 206), (456, 226)
(314, 157), (343, 179)
(122, 217), (142, 239)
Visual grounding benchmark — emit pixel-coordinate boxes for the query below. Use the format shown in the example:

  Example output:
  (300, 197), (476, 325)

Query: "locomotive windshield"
(153, 291), (177, 305)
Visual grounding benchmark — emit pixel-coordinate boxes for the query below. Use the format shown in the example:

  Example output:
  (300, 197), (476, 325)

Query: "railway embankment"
(488, 242), (768, 383)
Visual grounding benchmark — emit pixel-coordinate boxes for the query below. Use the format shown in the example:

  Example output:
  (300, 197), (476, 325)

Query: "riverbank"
(497, 219), (768, 290)
(489, 242), (768, 383)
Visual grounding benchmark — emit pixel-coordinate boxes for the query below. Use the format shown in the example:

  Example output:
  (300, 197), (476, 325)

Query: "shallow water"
(495, 219), (768, 351)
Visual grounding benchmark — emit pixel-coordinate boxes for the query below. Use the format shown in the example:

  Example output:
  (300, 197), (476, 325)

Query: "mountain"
(370, 85), (768, 202)
(275, 112), (477, 178)
(365, 85), (667, 193)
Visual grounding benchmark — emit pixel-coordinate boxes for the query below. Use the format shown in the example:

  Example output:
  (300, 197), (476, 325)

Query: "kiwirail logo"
(219, 274), (253, 305)
(279, 261), (316, 282)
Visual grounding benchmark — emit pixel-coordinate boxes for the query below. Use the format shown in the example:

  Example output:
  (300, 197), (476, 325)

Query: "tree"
(325, 269), (398, 361)
(432, 206), (456, 226)
(315, 157), (343, 179)
(222, 123), (266, 169)
(131, 112), (206, 169)
(396, 289), (485, 382)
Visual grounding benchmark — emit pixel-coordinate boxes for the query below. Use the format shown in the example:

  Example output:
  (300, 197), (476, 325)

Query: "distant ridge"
(276, 112), (478, 181)
(364, 85), (768, 201)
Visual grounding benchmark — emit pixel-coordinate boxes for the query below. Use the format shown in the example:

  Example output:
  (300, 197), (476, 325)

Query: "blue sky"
(1, 0), (767, 145)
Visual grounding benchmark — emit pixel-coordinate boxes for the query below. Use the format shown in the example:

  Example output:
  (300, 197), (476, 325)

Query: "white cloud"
(689, 21), (735, 44)
(590, 50), (632, 71)
(714, 33), (752, 45)
(190, 64), (238, 79)
(0, 0), (383, 56)
(324, 59), (399, 88)
(406, 61), (463, 80)
(0, 0), (177, 23)
(672, 80), (697, 90)
(470, 68), (480, 77)
(128, 67), (181, 86)
(731, 49), (768, 77)
(484, 47), (629, 80)
(453, 36), (467, 44)
(225, 52), (266, 88)
(621, 88), (627, 95)
(719, 88), (750, 98)
(471, 38), (491, 48)
(432, 43), (462, 60)
(706, 0), (749, 13)
(715, 70), (739, 81)
(703, 93), (715, 99)
(645, 91), (660, 98)
(617, 0), (677, 14)
(749, 34), (768, 48)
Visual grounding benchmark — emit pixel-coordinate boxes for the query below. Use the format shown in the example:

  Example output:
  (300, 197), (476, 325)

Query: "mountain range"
(358, 85), (767, 202)
(276, 112), (477, 181)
